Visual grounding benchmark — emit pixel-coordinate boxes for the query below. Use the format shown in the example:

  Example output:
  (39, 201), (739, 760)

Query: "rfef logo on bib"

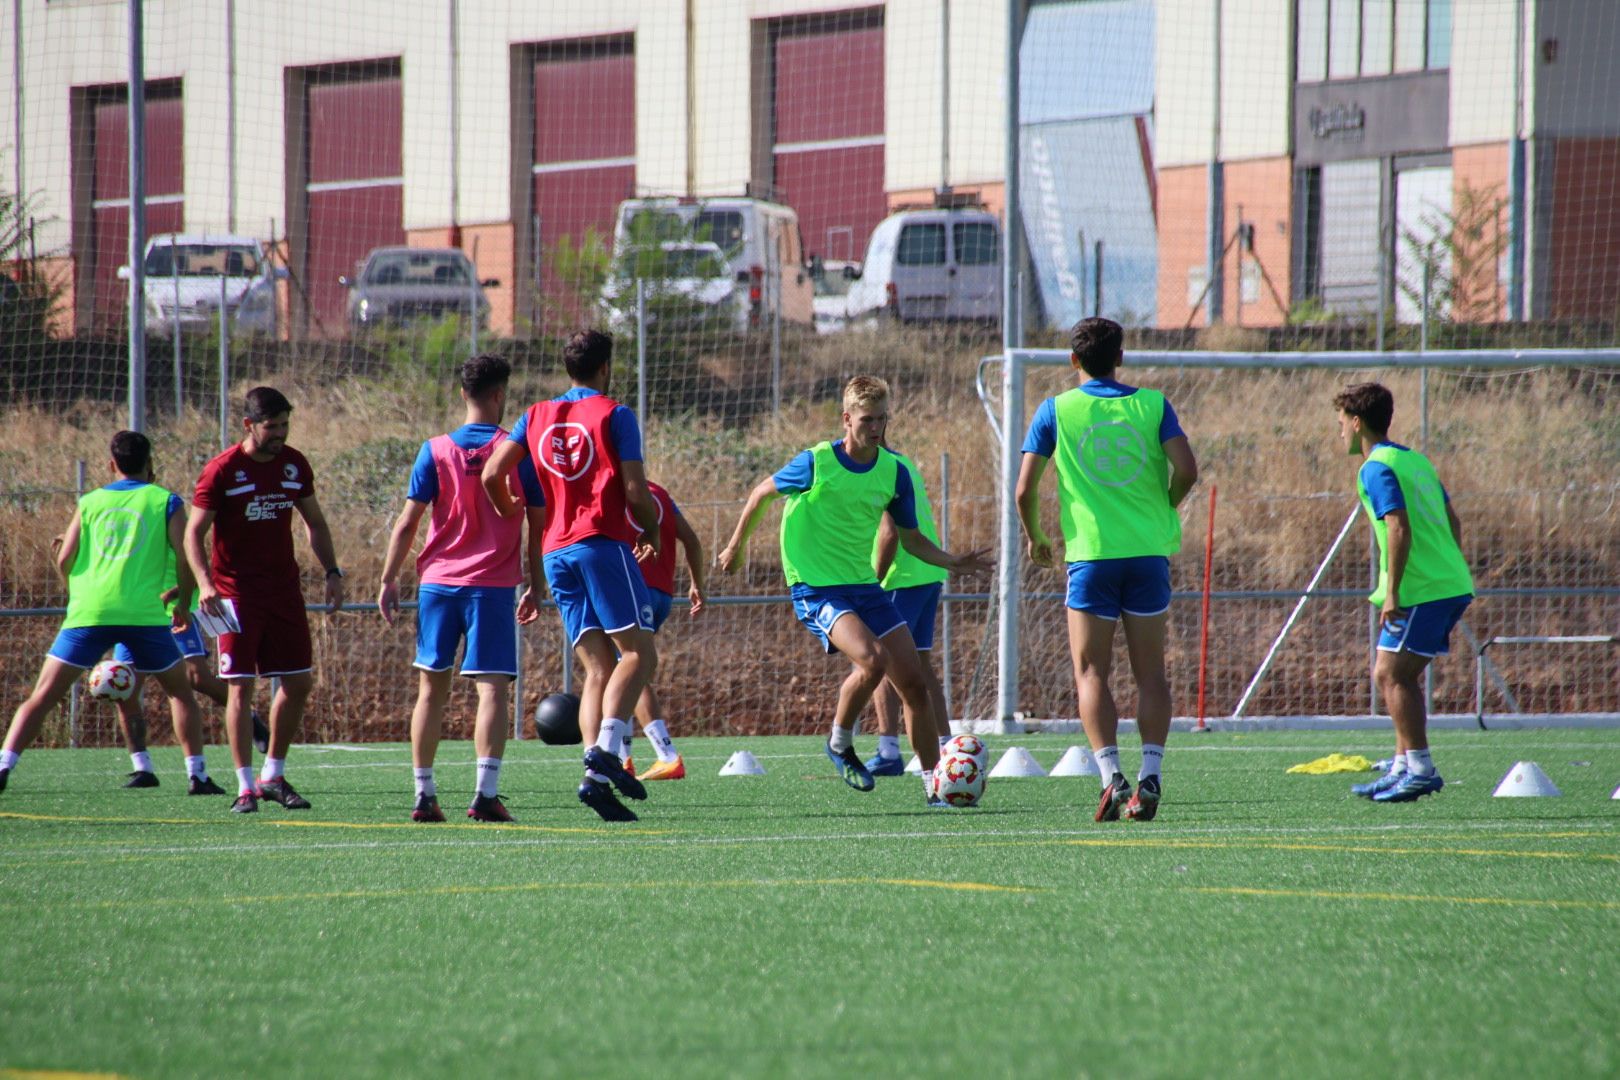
(1078, 422), (1147, 487)
(539, 423), (595, 481)
(94, 507), (149, 560)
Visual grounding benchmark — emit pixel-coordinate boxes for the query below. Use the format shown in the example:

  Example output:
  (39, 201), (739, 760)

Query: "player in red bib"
(618, 479), (707, 781)
(186, 386), (344, 813)
(482, 329), (661, 822)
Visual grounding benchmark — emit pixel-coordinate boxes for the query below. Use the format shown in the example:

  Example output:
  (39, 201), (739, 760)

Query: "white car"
(120, 233), (286, 335)
(600, 241), (743, 333)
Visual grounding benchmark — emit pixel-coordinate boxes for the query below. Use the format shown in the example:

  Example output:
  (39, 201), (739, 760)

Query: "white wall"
(1449, 0), (1520, 146)
(1155, 0), (1216, 168)
(1220, 0), (1292, 161)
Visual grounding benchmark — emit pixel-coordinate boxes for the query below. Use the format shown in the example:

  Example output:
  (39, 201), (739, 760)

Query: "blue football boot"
(1351, 770), (1405, 798)
(865, 752), (906, 778)
(826, 743), (875, 792)
(1371, 771), (1445, 802)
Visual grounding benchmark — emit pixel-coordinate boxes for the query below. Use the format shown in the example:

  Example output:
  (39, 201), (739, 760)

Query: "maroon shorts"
(217, 591), (312, 679)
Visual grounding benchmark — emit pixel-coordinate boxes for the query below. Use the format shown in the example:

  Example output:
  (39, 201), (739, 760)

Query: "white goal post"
(985, 347), (1620, 732)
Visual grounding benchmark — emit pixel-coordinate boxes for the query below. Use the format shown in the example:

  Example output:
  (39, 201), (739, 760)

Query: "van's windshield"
(145, 244), (261, 278)
(624, 209), (746, 254)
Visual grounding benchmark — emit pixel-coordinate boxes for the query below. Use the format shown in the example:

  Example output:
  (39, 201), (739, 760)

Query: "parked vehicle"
(844, 207), (1002, 324)
(610, 197), (814, 331)
(119, 234), (287, 335)
(809, 258), (860, 335)
(341, 247), (498, 332)
(601, 241), (744, 333)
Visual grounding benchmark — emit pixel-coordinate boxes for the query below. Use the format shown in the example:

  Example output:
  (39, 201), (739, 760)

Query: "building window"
(1298, 0), (1450, 82)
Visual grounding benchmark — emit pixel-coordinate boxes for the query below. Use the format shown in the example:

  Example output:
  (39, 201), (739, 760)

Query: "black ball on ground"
(536, 692), (582, 745)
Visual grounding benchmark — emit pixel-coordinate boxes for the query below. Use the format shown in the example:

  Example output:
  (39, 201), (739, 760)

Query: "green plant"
(1397, 181), (1511, 326)
(0, 174), (68, 344)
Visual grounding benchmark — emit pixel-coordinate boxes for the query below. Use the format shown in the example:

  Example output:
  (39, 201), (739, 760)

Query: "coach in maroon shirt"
(185, 386), (344, 814)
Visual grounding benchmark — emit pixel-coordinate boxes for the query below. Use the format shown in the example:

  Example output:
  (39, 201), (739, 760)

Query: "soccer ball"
(934, 750), (986, 808)
(87, 660), (137, 702)
(944, 733), (988, 767)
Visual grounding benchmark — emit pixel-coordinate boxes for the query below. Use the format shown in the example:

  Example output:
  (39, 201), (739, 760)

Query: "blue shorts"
(50, 625), (182, 674)
(792, 584), (907, 655)
(113, 620), (207, 666)
(888, 582), (942, 651)
(646, 588), (673, 632)
(1066, 556), (1172, 619)
(416, 584), (519, 676)
(544, 538), (655, 645)
(1377, 594), (1472, 657)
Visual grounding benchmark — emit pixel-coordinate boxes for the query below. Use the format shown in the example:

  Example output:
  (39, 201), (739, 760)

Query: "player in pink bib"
(379, 355), (546, 823)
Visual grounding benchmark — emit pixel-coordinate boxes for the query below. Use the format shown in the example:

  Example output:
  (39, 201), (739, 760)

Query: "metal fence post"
(939, 451), (953, 724)
(172, 254), (183, 417)
(512, 620), (525, 740)
(69, 459), (86, 746)
(995, 351), (1024, 731)
(636, 277), (648, 421)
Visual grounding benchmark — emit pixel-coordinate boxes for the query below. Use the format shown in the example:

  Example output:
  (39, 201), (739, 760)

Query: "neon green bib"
(1051, 387), (1180, 561)
(780, 442), (899, 587)
(1358, 445), (1474, 606)
(63, 483), (176, 628)
(875, 451), (948, 590)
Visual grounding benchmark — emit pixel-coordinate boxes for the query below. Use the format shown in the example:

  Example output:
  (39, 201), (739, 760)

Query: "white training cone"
(1491, 761), (1561, 797)
(989, 746), (1047, 778)
(1049, 745), (1099, 777)
(1610, 782), (1620, 801)
(719, 750), (766, 776)
(904, 754), (923, 774)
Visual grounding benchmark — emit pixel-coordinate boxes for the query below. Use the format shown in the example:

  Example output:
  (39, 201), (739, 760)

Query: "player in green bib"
(1016, 318), (1198, 823)
(865, 442), (953, 776)
(0, 432), (207, 798)
(718, 376), (990, 803)
(1335, 382), (1473, 803)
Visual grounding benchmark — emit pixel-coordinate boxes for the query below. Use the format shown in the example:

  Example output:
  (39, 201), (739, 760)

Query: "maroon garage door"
(302, 65), (405, 332)
(84, 83), (185, 332)
(532, 38), (636, 302)
(772, 11), (886, 263)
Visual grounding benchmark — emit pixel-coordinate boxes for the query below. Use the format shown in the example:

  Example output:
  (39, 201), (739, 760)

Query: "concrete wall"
(1156, 0), (1291, 168)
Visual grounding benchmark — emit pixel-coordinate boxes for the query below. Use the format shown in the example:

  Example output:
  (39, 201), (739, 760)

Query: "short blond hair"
(842, 375), (890, 414)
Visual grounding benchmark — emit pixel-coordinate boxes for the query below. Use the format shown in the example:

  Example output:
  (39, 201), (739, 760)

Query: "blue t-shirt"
(507, 387), (642, 463)
(1020, 379), (1185, 457)
(1359, 441), (1450, 519)
(408, 423), (545, 506)
(106, 477), (184, 520)
(771, 440), (918, 529)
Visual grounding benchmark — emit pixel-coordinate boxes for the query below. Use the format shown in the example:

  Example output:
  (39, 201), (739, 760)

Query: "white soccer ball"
(87, 660), (137, 702)
(934, 750), (986, 808)
(944, 733), (988, 768)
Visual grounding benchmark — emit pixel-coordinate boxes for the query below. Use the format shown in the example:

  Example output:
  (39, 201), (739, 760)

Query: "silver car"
(341, 248), (498, 331)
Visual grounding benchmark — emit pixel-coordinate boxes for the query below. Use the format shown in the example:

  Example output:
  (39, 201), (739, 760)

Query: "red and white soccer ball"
(87, 660), (137, 702)
(934, 750), (986, 808)
(944, 733), (988, 768)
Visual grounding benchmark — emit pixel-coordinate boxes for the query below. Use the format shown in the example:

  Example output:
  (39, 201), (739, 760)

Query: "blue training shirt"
(1358, 441), (1450, 519)
(1021, 378), (1185, 457)
(507, 387), (643, 462)
(408, 423), (545, 506)
(771, 441), (918, 529)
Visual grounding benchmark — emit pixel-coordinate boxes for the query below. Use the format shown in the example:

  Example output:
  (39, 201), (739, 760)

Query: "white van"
(844, 207), (1001, 323)
(609, 197), (814, 330)
(119, 233), (286, 335)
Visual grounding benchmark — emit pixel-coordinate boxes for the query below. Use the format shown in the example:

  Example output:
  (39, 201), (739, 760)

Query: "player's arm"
(481, 440), (527, 519)
(377, 499), (429, 625)
(517, 504), (547, 625)
(718, 475), (782, 573)
(166, 505), (195, 628)
(874, 512), (900, 582)
(1164, 435), (1198, 508)
(184, 505), (226, 615)
(53, 513), (81, 588)
(1446, 501), (1464, 546)
(1015, 452), (1056, 568)
(1381, 507), (1413, 626)
(896, 527), (992, 577)
(673, 510), (707, 616)
(296, 494), (345, 613)
(619, 460), (661, 556)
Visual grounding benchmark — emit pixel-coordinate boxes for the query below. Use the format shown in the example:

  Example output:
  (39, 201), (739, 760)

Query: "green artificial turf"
(2, 730), (1618, 1079)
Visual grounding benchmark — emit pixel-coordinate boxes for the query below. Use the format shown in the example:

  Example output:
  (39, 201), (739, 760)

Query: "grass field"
(2, 729), (1618, 1079)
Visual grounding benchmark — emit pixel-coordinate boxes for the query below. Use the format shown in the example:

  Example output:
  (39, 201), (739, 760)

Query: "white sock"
(0, 749), (19, 771)
(414, 767), (436, 798)
(828, 725), (853, 753)
(1406, 748), (1435, 777)
(259, 756), (285, 783)
(185, 755), (207, 780)
(619, 730), (633, 760)
(877, 734), (901, 760)
(922, 769), (935, 799)
(1389, 754), (1409, 776)
(1093, 745), (1122, 788)
(235, 766), (256, 795)
(645, 719), (677, 762)
(1139, 744), (1164, 782)
(475, 757), (501, 798)
(596, 718), (627, 756)
(131, 751), (154, 774)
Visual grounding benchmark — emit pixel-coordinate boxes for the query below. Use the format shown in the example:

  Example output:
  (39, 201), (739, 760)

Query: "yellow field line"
(981, 835), (1620, 863)
(0, 810), (666, 837)
(0, 876), (1041, 913)
(1191, 885), (1620, 913)
(1, 1071), (129, 1079)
